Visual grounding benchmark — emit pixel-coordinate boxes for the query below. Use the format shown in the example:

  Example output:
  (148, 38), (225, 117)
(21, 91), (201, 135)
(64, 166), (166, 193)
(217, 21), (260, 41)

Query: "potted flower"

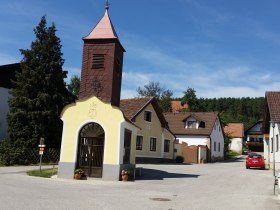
(121, 168), (132, 181)
(74, 168), (86, 180)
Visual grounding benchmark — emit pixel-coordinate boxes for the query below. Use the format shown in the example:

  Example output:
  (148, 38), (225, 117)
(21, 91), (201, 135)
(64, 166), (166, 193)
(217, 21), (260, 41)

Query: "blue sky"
(1, 0), (280, 99)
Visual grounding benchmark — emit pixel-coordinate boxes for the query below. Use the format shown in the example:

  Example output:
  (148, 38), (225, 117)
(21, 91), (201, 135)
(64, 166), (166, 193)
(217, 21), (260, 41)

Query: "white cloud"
(120, 89), (137, 99)
(0, 53), (19, 65)
(121, 34), (280, 99)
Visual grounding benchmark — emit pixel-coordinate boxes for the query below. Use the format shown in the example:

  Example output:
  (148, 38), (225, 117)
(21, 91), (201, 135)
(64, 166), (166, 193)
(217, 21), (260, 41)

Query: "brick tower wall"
(79, 39), (124, 107)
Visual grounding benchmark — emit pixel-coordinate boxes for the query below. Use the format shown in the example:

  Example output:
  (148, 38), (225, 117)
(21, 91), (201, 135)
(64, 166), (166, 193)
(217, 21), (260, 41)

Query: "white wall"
(263, 138), (269, 166)
(0, 88), (9, 140)
(229, 138), (243, 154)
(210, 118), (224, 159)
(176, 135), (209, 146)
(269, 123), (280, 164)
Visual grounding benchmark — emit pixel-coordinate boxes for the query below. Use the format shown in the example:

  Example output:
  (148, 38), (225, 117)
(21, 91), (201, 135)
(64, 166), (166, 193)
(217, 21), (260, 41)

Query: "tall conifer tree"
(5, 16), (71, 164)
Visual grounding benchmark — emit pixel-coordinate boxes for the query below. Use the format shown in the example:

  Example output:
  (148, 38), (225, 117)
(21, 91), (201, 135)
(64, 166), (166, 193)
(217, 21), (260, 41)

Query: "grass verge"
(27, 168), (58, 178)
(226, 150), (240, 159)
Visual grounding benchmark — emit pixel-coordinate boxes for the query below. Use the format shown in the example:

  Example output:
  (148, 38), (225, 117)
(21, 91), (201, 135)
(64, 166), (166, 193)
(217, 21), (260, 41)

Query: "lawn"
(27, 168), (57, 178)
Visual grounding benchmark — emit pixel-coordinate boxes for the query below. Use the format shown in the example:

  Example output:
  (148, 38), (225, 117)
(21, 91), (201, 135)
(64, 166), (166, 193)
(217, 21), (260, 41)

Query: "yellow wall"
(134, 103), (174, 159)
(174, 143), (182, 157)
(60, 96), (133, 165)
(163, 128), (174, 159)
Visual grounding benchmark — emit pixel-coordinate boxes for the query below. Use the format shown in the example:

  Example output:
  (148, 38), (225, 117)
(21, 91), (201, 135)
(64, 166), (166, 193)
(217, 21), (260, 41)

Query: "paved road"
(0, 157), (279, 210)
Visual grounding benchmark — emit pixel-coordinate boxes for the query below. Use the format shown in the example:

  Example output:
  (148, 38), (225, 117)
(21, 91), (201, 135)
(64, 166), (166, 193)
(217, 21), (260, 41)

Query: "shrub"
(175, 155), (184, 163)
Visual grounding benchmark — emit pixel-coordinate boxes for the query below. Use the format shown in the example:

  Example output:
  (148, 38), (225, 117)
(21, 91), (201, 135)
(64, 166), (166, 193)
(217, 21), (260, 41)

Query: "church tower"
(79, 1), (125, 107)
(58, 1), (138, 181)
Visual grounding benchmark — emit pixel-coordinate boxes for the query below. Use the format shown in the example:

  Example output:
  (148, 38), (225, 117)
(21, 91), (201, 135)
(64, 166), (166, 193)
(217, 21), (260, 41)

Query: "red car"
(246, 153), (265, 169)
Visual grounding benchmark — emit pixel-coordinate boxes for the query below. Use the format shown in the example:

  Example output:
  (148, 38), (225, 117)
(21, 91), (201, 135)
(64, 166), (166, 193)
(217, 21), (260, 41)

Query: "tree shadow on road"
(136, 168), (200, 180)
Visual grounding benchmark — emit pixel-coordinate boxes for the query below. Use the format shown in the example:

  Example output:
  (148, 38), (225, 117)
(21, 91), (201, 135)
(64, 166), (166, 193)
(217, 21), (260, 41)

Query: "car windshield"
(249, 155), (261, 158)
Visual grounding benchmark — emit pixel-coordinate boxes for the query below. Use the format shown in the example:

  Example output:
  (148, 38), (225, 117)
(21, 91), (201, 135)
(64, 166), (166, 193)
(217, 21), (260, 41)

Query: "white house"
(224, 123), (244, 154)
(245, 120), (263, 152)
(164, 112), (224, 163)
(263, 91), (280, 169)
(0, 63), (20, 140)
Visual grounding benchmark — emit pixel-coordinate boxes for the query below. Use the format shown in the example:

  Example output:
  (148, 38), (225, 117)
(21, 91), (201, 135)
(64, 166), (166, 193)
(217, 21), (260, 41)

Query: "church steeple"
(79, 2), (125, 107)
(83, 1), (119, 41)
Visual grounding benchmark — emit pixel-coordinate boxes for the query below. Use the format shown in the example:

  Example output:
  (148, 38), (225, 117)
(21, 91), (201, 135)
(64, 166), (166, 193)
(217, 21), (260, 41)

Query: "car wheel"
(246, 166), (249, 169)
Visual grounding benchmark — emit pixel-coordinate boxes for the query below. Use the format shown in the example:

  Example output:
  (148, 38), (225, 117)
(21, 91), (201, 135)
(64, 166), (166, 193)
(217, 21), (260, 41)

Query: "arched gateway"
(77, 123), (105, 178)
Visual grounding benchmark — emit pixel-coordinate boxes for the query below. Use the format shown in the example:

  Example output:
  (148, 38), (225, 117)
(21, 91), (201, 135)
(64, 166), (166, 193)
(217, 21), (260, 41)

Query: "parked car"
(246, 153), (265, 169)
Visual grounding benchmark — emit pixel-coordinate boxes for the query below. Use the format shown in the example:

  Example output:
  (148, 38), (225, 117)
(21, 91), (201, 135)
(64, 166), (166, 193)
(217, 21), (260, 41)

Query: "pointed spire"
(105, 0), (109, 10)
(83, 1), (119, 40)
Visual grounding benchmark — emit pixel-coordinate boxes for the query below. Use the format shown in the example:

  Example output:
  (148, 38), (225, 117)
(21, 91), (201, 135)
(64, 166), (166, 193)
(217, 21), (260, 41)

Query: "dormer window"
(187, 121), (196, 128)
(144, 111), (152, 122)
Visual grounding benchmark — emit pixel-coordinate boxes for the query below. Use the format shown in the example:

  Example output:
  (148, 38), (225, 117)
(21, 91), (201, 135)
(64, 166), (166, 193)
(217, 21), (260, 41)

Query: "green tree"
(136, 81), (173, 112)
(158, 89), (173, 113)
(181, 87), (200, 112)
(67, 75), (80, 100)
(2, 16), (72, 165)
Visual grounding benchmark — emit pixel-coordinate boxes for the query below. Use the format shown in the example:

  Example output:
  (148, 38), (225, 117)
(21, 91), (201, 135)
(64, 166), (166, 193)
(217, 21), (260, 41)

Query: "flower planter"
(122, 174), (129, 181)
(74, 173), (81, 180)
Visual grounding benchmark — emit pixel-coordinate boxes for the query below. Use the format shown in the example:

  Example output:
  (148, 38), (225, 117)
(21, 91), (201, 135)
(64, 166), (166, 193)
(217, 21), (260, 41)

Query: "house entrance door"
(78, 123), (105, 178)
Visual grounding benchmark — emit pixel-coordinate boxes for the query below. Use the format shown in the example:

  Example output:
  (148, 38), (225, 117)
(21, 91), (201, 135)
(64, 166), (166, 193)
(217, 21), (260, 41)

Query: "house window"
(164, 140), (170, 153)
(214, 142), (216, 151)
(136, 136), (143, 150)
(150, 137), (156, 151)
(277, 135), (279, 152)
(199, 121), (205, 128)
(218, 142), (220, 152)
(144, 111), (152, 122)
(271, 138), (274, 153)
(92, 54), (105, 69)
(187, 121), (196, 128)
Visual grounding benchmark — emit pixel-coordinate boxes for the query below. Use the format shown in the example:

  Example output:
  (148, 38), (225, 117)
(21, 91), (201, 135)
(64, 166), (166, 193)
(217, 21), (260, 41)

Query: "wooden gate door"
(78, 123), (104, 178)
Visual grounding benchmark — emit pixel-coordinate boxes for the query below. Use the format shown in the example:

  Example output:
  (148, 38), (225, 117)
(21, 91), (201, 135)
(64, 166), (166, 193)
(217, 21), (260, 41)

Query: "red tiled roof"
(120, 97), (153, 120)
(266, 91), (280, 122)
(224, 123), (244, 138)
(120, 97), (171, 131)
(164, 112), (219, 136)
(171, 101), (188, 112)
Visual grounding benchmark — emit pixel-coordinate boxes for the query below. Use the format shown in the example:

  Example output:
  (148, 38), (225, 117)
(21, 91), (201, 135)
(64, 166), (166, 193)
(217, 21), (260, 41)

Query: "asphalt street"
(0, 157), (279, 210)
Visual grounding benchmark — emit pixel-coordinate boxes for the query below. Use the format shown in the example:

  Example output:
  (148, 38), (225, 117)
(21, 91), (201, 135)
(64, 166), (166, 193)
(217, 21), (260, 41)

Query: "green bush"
(175, 155), (184, 163)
